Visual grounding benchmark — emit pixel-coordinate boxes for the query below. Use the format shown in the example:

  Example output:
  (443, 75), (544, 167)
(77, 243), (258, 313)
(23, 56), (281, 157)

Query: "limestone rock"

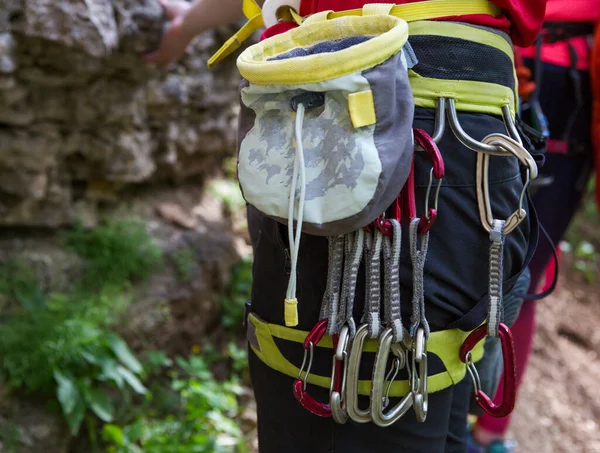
(0, 0), (242, 227)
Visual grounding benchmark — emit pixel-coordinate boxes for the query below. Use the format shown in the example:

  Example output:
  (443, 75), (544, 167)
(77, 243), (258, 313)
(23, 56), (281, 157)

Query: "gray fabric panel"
(266, 53), (414, 236)
(237, 79), (257, 205)
(363, 51), (415, 225)
(403, 41), (419, 69)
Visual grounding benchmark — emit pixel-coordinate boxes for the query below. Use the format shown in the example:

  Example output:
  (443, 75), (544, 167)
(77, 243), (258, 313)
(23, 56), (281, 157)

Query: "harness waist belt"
(247, 313), (485, 397)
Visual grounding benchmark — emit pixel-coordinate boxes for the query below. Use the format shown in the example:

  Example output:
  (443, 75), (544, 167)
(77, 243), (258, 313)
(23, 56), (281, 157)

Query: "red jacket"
(301, 0), (547, 47)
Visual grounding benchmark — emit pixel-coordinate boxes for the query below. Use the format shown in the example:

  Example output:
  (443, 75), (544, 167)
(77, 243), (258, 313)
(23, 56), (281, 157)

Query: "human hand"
(143, 0), (195, 68)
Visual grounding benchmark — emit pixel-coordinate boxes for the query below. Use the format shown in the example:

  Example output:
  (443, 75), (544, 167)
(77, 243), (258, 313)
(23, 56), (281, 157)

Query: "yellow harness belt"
(248, 313), (485, 397)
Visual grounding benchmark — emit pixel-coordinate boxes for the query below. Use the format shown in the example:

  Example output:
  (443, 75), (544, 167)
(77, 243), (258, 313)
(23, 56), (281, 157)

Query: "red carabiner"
(459, 323), (517, 418)
(293, 320), (335, 418)
(414, 128), (445, 235)
(414, 128), (445, 180)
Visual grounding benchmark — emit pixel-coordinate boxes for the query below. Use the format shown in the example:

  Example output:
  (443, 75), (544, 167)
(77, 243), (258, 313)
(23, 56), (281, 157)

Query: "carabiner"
(432, 97), (447, 144)
(293, 319), (332, 418)
(345, 324), (372, 423)
(413, 128), (445, 235)
(330, 326), (350, 424)
(414, 97), (446, 149)
(410, 328), (428, 423)
(371, 328), (414, 427)
(446, 99), (517, 155)
(459, 323), (517, 418)
(477, 134), (538, 235)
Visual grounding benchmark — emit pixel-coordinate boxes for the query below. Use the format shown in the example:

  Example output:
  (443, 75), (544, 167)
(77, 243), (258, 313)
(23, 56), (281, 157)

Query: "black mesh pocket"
(409, 35), (515, 89)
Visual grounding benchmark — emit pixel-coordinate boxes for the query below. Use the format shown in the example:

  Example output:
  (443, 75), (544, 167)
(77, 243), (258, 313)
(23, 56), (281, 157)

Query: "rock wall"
(0, 3), (247, 451)
(0, 0), (241, 227)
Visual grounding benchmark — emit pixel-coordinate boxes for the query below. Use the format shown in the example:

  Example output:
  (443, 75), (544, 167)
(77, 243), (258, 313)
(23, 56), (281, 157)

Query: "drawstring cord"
(285, 103), (307, 326)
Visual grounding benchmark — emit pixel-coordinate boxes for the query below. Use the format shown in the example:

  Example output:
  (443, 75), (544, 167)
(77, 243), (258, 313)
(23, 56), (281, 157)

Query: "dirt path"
(509, 273), (600, 453)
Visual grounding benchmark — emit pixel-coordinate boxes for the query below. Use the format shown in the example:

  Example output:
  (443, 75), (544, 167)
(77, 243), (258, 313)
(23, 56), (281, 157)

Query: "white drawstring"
(284, 103), (307, 326)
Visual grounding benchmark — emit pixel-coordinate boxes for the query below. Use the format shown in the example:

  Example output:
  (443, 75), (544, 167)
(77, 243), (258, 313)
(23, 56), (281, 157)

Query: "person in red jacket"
(146, 1), (547, 452)
(467, 1), (600, 452)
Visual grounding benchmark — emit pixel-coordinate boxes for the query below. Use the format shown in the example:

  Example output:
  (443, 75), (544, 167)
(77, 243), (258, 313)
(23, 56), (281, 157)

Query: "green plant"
(65, 219), (162, 290)
(220, 258), (252, 330)
(226, 343), (248, 374)
(0, 219), (162, 437)
(0, 285), (146, 435)
(103, 355), (248, 453)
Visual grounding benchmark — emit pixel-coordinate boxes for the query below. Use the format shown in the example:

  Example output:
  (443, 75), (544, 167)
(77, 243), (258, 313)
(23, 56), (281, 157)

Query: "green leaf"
(106, 333), (143, 374)
(117, 366), (147, 395)
(83, 387), (114, 422)
(102, 424), (124, 446)
(99, 358), (125, 389)
(66, 392), (86, 435)
(124, 421), (145, 443)
(54, 370), (80, 415)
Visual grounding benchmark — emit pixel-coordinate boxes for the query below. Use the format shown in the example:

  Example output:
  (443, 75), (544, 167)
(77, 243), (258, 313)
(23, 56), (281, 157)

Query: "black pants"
(246, 106), (533, 453)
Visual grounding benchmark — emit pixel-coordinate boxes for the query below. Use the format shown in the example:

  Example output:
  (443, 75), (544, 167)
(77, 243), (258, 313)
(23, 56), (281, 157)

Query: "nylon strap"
(409, 218), (431, 339)
(208, 0), (501, 67)
(320, 235), (345, 335)
(337, 230), (365, 337)
(487, 219), (506, 337)
(383, 219), (403, 343)
(363, 230), (383, 338)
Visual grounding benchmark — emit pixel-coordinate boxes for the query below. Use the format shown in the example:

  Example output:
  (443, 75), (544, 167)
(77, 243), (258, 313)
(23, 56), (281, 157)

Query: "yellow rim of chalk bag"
(236, 14), (409, 85)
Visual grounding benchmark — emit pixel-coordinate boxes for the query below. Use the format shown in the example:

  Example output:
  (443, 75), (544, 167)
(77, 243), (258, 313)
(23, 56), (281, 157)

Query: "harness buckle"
(459, 323), (517, 418)
(293, 319), (333, 417)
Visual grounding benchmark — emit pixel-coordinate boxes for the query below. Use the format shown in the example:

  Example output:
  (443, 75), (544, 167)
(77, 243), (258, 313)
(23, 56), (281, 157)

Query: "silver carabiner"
(476, 133), (538, 234)
(415, 97), (446, 152)
(432, 97), (447, 144)
(371, 328), (414, 428)
(330, 326), (350, 424)
(345, 324), (372, 423)
(446, 99), (521, 155)
(411, 328), (428, 423)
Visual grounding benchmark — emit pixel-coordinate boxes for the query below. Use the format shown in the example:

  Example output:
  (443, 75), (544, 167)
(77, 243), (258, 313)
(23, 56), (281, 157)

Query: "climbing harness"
(214, 0), (540, 428)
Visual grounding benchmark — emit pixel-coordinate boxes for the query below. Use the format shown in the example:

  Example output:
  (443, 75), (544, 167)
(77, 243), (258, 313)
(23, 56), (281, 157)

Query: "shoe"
(467, 430), (518, 453)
